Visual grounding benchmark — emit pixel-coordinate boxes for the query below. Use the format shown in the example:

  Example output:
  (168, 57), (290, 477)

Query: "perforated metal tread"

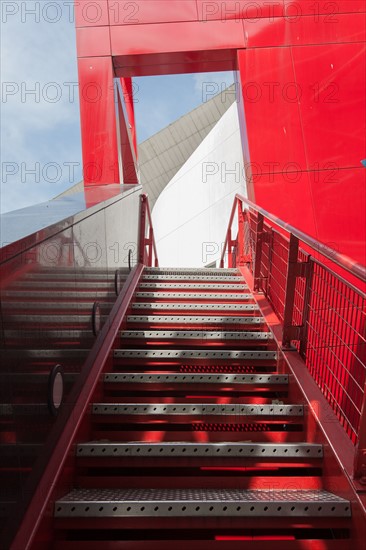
(92, 403), (303, 416)
(142, 275), (244, 282)
(121, 330), (273, 341)
(127, 316), (264, 325)
(104, 373), (286, 385)
(139, 283), (249, 290)
(144, 268), (240, 276)
(132, 303), (258, 311)
(77, 441), (321, 458)
(114, 350), (277, 360)
(55, 488), (350, 518)
(135, 292), (253, 300)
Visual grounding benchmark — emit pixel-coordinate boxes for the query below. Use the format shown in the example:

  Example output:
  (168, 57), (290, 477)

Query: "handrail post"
(282, 234), (313, 350)
(148, 227), (153, 267)
(138, 194), (147, 265)
(228, 228), (233, 268)
(354, 382), (366, 481)
(237, 201), (245, 266)
(282, 234), (300, 349)
(299, 259), (314, 358)
(253, 212), (264, 291)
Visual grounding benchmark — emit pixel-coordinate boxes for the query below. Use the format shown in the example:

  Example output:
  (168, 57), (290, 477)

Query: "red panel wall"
(237, 39), (366, 264)
(74, 0), (366, 265)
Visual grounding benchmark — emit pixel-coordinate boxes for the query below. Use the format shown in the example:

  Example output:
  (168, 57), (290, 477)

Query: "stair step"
(92, 404), (303, 416)
(51, 541), (352, 550)
(144, 268), (239, 276)
(135, 292), (253, 301)
(104, 373), (286, 385)
(54, 488), (350, 518)
(76, 442), (322, 458)
(114, 350), (277, 361)
(142, 275), (244, 282)
(131, 303), (258, 312)
(127, 316), (264, 326)
(121, 330), (273, 341)
(139, 283), (249, 290)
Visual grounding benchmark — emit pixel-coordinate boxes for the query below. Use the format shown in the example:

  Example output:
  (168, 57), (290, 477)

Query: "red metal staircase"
(2, 195), (365, 549)
(47, 266), (351, 548)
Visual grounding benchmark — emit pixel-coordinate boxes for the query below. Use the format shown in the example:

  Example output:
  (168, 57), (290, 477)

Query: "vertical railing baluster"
(138, 195), (147, 265)
(253, 212), (264, 291)
(237, 202), (245, 266)
(282, 234), (300, 349)
(354, 382), (366, 481)
(299, 259), (314, 358)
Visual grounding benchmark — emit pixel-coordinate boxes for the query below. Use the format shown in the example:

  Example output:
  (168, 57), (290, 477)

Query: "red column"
(77, 56), (120, 185)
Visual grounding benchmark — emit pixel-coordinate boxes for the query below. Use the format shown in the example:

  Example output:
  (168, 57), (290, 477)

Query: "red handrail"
(7, 264), (144, 549)
(221, 194), (366, 283)
(139, 193), (159, 267)
(220, 192), (366, 479)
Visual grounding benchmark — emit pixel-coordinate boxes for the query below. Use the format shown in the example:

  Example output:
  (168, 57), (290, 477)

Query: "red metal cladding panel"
(110, 20), (246, 57)
(283, 0), (366, 17)
(108, 0), (198, 26)
(76, 26), (111, 57)
(237, 48), (308, 173)
(251, 171), (318, 239)
(75, 0), (109, 27)
(292, 42), (366, 169)
(308, 167), (366, 265)
(244, 12), (366, 48)
(196, 0), (285, 21)
(77, 57), (120, 185)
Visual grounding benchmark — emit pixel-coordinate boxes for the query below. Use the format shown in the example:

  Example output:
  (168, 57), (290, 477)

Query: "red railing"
(6, 195), (159, 548)
(221, 194), (366, 476)
(139, 194), (159, 267)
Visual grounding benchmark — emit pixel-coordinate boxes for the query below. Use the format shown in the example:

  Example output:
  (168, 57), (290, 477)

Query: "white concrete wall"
(152, 103), (247, 267)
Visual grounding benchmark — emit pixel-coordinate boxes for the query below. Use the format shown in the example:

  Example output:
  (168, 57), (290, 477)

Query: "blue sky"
(1, 1), (233, 214)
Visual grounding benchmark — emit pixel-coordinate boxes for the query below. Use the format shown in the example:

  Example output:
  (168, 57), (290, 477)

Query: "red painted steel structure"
(220, 193), (366, 477)
(75, 0), (366, 267)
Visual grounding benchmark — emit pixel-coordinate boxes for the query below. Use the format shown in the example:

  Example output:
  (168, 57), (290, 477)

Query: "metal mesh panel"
(304, 263), (366, 443)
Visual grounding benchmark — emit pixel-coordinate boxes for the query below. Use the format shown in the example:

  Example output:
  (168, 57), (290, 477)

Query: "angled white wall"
(152, 103), (246, 267)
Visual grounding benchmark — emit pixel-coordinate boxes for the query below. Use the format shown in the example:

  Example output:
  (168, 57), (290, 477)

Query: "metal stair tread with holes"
(76, 441), (323, 458)
(113, 350), (277, 360)
(92, 403), (303, 416)
(48, 266), (353, 545)
(120, 330), (273, 340)
(55, 488), (350, 518)
(104, 373), (287, 385)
